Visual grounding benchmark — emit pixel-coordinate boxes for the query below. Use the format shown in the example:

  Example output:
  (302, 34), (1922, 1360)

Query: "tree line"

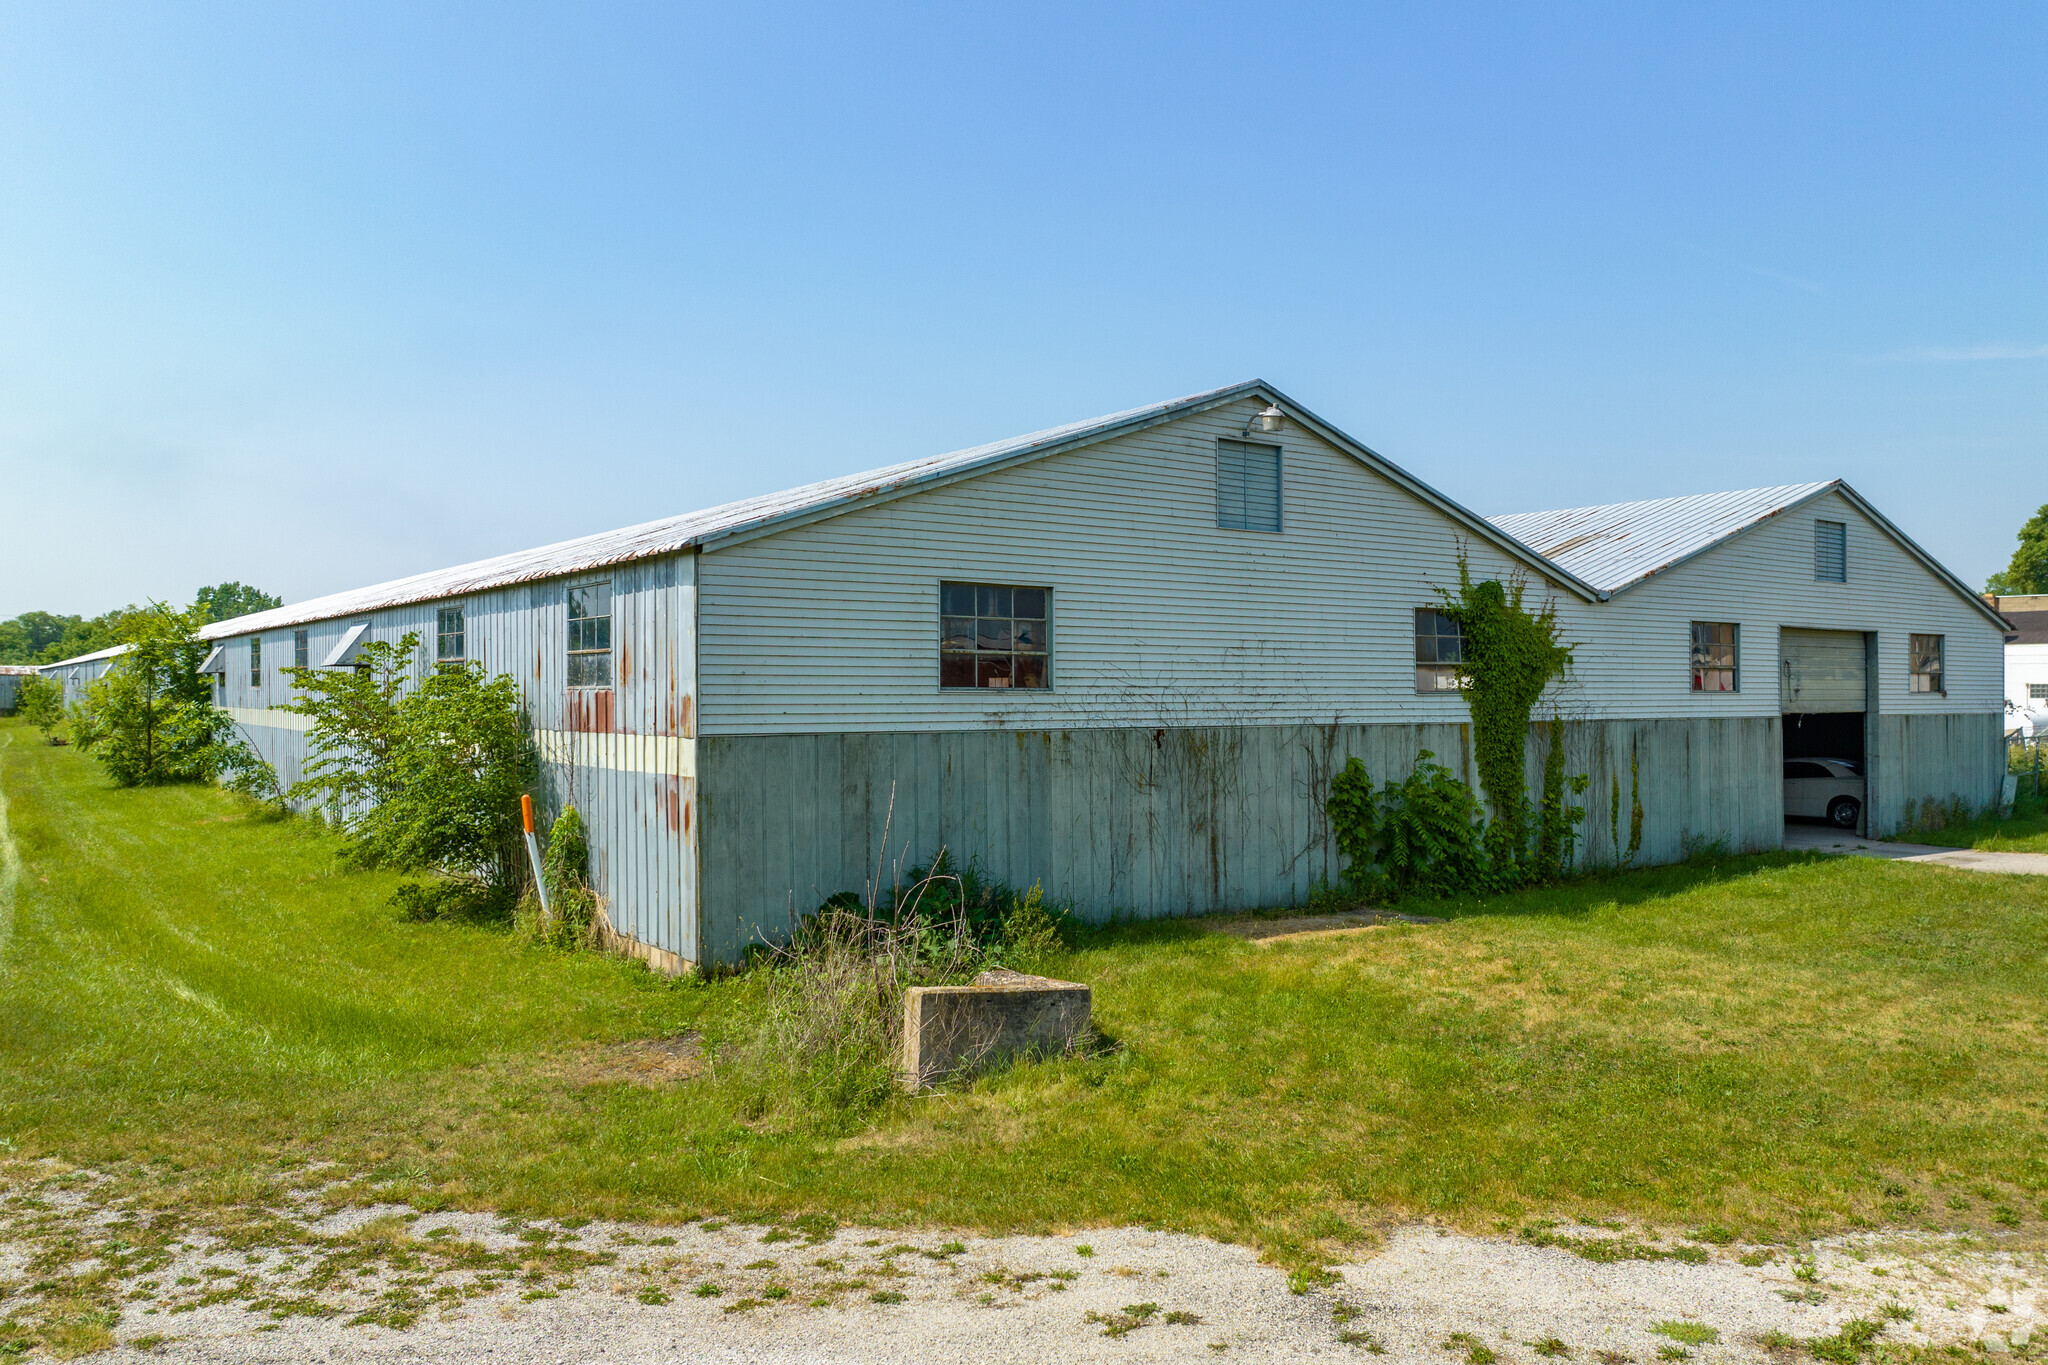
(0, 582), (281, 665)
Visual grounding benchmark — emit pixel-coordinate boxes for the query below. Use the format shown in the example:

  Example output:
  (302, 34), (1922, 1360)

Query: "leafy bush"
(71, 603), (256, 786)
(1328, 751), (1486, 899)
(1434, 557), (1573, 876)
(283, 633), (535, 907)
(15, 675), (65, 741)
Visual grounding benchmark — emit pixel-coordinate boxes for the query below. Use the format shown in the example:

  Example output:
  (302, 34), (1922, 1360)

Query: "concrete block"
(902, 968), (1090, 1090)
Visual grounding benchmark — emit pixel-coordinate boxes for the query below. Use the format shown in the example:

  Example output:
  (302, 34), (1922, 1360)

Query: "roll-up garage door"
(1779, 628), (1866, 713)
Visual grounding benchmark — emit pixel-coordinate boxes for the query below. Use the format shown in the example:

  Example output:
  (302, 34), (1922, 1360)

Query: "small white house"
(1992, 593), (2048, 738)
(195, 381), (2006, 970)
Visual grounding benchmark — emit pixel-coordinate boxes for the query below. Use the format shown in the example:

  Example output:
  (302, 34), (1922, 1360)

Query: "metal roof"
(1490, 480), (2007, 628)
(198, 380), (1594, 638)
(0, 664), (41, 676)
(38, 643), (133, 670)
(1488, 483), (1836, 594)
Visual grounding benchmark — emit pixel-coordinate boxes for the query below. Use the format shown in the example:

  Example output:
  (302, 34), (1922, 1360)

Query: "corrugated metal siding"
(43, 654), (126, 706)
(0, 669), (32, 712)
(1875, 712), (2004, 834)
(696, 715), (1783, 961)
(218, 553), (700, 963)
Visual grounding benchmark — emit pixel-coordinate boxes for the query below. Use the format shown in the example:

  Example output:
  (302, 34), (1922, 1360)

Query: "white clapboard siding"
(696, 397), (2003, 735)
(1569, 487), (2002, 721)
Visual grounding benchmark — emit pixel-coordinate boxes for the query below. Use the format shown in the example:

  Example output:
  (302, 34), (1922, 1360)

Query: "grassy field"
(4, 715), (2046, 1270)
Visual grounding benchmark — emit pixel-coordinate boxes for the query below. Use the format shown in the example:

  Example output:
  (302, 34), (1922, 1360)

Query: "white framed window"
(2030, 683), (2048, 701)
(566, 583), (612, 688)
(249, 636), (262, 689)
(1414, 609), (1464, 692)
(939, 582), (1049, 689)
(1814, 520), (1847, 582)
(1691, 621), (1739, 692)
(293, 629), (308, 670)
(1909, 634), (1944, 694)
(1216, 439), (1282, 533)
(437, 606), (466, 668)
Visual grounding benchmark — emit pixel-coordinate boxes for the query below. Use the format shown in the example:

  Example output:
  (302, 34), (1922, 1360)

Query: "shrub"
(1328, 751), (1486, 899)
(998, 881), (1068, 971)
(284, 633), (535, 907)
(15, 675), (65, 742)
(1434, 556), (1574, 876)
(71, 603), (256, 786)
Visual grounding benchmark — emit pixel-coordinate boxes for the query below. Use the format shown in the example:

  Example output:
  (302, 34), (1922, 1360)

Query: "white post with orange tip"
(521, 794), (553, 924)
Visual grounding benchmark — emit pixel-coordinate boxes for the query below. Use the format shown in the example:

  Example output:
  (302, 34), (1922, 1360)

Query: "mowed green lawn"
(3, 716), (2045, 1264)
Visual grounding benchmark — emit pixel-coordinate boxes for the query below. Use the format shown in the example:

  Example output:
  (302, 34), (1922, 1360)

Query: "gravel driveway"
(4, 1164), (2041, 1363)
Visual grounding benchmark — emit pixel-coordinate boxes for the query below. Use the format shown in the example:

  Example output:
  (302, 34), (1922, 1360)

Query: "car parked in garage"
(1784, 757), (1864, 828)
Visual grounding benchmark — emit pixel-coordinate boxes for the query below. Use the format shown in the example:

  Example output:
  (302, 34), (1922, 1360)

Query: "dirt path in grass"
(4, 1164), (2042, 1362)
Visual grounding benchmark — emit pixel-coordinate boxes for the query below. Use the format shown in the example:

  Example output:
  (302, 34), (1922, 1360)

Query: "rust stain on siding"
(568, 689), (615, 734)
(662, 776), (684, 834)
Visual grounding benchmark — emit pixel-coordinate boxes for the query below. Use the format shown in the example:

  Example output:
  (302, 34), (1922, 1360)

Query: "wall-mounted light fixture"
(1244, 404), (1285, 436)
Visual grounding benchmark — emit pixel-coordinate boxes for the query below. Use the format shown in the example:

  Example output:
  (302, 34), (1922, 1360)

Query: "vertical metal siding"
(218, 552), (699, 964)
(695, 715), (1785, 962)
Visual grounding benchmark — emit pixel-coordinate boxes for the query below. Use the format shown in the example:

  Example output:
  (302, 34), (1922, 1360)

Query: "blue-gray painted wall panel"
(694, 716), (1788, 964)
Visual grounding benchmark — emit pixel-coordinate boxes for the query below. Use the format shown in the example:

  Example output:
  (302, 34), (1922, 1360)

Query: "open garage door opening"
(1781, 628), (1870, 835)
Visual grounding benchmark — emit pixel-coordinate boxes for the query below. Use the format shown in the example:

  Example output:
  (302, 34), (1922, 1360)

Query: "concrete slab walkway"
(1783, 822), (2048, 874)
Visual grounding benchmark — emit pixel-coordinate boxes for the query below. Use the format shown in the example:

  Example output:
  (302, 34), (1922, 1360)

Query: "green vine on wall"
(1436, 554), (1576, 878)
(1325, 553), (1602, 900)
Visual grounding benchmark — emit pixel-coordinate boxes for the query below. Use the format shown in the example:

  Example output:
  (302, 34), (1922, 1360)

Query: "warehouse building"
(0, 665), (38, 713)
(196, 381), (2006, 970)
(37, 644), (132, 706)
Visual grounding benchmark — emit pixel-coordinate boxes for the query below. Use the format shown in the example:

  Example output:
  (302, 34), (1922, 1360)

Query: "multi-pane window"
(1814, 520), (1847, 582)
(940, 582), (1049, 690)
(1909, 633), (1944, 694)
(437, 606), (466, 668)
(566, 583), (612, 688)
(249, 636), (262, 689)
(1690, 621), (1739, 692)
(1414, 609), (1465, 692)
(293, 629), (308, 670)
(2030, 683), (2048, 701)
(1216, 439), (1282, 533)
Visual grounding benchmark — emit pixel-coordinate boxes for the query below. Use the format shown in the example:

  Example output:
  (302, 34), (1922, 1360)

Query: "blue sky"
(2, 2), (2042, 616)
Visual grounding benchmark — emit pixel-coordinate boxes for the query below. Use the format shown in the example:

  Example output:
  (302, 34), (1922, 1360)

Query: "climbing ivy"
(1435, 555), (1575, 878)
(1324, 554), (1598, 899)
(1534, 715), (1590, 880)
